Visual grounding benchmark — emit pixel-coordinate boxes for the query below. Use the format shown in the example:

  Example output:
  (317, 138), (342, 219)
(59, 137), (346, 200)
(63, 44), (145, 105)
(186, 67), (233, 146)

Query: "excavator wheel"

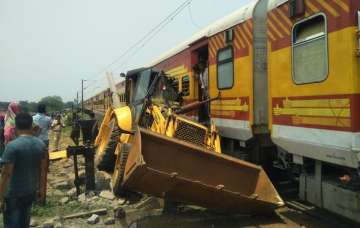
(112, 143), (131, 197)
(96, 122), (119, 172)
(96, 140), (117, 172)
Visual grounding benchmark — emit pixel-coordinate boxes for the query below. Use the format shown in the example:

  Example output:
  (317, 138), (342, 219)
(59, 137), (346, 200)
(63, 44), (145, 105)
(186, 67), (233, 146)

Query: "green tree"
(64, 101), (75, 109)
(19, 101), (29, 113)
(39, 96), (64, 113)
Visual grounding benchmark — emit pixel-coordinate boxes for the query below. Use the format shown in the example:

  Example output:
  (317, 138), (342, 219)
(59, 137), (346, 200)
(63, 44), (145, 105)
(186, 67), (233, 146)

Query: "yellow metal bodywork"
(96, 103), (222, 164)
(113, 106), (132, 133)
(95, 108), (113, 146)
(148, 105), (222, 153)
(113, 106), (132, 145)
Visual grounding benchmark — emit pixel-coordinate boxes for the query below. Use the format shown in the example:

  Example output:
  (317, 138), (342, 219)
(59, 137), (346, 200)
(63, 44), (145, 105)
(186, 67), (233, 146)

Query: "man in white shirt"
(32, 104), (52, 147)
(32, 104), (51, 204)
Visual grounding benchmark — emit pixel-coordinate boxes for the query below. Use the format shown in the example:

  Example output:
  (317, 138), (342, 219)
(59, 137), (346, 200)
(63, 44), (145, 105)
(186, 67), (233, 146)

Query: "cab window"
(217, 47), (234, 89)
(292, 14), (328, 84)
(181, 75), (190, 96)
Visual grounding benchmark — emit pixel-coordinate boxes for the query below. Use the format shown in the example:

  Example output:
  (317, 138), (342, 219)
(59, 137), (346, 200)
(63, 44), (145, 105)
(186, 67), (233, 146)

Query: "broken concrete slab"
(87, 214), (100, 225)
(99, 190), (115, 200)
(78, 193), (86, 202)
(60, 197), (69, 204)
(66, 188), (77, 198)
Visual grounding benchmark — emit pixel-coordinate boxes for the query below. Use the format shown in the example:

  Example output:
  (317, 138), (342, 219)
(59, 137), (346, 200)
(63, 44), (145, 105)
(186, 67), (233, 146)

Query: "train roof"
(147, 0), (259, 67)
(268, 0), (288, 10)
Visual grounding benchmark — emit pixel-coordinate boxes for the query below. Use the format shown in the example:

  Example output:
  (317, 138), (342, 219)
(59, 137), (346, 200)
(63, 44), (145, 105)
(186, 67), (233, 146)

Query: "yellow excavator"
(94, 69), (284, 214)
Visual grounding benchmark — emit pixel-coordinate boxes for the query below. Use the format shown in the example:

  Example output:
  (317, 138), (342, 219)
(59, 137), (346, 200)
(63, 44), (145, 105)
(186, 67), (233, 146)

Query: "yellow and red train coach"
(268, 0), (360, 169)
(86, 0), (360, 222)
(149, 0), (360, 221)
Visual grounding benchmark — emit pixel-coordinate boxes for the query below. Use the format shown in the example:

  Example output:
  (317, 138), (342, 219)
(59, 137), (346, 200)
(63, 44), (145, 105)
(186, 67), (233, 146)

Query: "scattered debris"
(63, 208), (108, 220)
(117, 198), (126, 205)
(114, 207), (126, 219)
(42, 220), (54, 228)
(66, 187), (77, 198)
(78, 193), (86, 202)
(54, 222), (63, 228)
(99, 190), (115, 200)
(87, 214), (100, 225)
(60, 197), (70, 204)
(135, 196), (162, 210)
(53, 181), (71, 190)
(51, 189), (65, 197)
(30, 219), (39, 227)
(104, 217), (115, 225)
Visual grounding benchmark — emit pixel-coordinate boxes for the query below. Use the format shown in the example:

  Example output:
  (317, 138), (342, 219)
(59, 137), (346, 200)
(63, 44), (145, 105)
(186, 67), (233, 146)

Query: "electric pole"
(81, 79), (86, 117)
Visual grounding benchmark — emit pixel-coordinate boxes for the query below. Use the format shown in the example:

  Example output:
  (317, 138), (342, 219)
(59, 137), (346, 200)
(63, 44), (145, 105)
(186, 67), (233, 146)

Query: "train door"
(191, 46), (209, 124)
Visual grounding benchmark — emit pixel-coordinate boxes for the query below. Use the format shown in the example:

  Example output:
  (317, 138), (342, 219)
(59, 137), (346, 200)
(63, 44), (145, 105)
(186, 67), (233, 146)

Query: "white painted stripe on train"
(272, 125), (360, 152)
(211, 118), (253, 141)
(272, 125), (360, 168)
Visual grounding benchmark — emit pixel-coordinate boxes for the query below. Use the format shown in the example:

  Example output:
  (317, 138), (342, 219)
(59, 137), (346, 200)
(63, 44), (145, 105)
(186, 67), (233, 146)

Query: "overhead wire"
(84, 0), (195, 99)
(111, 0), (193, 73)
(86, 0), (193, 82)
(187, 2), (201, 29)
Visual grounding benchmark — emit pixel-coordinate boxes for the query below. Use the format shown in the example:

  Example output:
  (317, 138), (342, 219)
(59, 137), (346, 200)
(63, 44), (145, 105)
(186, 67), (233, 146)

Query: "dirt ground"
(1, 128), (357, 228)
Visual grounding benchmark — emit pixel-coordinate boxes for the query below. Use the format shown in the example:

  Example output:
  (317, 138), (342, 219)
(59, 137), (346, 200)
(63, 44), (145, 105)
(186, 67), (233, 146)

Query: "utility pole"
(81, 79), (83, 116)
(76, 92), (79, 106)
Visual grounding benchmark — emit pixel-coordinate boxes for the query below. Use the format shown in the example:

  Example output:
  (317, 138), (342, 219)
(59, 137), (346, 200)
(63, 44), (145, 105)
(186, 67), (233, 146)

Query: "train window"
(292, 14), (328, 84)
(172, 78), (179, 92)
(217, 47), (234, 89)
(181, 75), (190, 96)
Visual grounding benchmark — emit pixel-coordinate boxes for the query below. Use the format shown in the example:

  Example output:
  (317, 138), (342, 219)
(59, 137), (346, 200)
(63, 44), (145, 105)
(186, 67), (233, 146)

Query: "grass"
(31, 194), (113, 221)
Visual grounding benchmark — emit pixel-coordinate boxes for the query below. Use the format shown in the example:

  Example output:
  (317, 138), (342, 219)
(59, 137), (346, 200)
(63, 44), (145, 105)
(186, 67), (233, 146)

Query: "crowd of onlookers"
(0, 102), (67, 228)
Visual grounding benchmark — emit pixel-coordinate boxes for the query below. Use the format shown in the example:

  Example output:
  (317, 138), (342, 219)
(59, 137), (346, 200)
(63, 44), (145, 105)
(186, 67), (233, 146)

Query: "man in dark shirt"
(0, 112), (46, 228)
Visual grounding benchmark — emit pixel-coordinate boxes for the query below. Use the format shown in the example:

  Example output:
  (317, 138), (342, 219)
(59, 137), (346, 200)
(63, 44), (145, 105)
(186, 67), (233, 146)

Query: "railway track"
(283, 198), (359, 228)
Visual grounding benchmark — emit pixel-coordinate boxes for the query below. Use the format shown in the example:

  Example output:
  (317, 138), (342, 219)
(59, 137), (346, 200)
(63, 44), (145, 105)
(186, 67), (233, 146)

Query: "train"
(85, 0), (360, 222)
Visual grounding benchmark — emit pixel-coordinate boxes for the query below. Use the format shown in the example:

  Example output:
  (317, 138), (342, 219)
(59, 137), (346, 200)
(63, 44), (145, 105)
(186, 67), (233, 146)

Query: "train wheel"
(112, 143), (131, 197)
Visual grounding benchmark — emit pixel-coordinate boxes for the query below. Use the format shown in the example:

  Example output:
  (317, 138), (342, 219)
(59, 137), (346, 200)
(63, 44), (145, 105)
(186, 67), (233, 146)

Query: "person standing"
(0, 114), (5, 157)
(51, 114), (65, 151)
(32, 104), (51, 147)
(32, 104), (51, 204)
(4, 102), (21, 145)
(0, 113), (46, 228)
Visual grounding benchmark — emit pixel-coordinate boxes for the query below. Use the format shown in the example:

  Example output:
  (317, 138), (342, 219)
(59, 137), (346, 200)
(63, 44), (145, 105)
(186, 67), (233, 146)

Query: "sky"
(0, 0), (252, 102)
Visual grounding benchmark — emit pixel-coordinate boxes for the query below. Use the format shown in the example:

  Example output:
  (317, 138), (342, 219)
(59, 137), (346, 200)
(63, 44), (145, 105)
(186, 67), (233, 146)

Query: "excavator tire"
(96, 140), (117, 172)
(112, 143), (131, 197)
(96, 125), (121, 172)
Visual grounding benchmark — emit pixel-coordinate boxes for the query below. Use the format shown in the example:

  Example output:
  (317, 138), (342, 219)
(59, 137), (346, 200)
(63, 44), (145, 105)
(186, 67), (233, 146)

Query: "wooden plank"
(63, 208), (108, 220)
(49, 150), (67, 160)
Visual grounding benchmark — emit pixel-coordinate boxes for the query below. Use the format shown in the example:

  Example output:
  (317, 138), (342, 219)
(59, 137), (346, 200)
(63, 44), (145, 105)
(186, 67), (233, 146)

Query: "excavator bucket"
(122, 127), (284, 214)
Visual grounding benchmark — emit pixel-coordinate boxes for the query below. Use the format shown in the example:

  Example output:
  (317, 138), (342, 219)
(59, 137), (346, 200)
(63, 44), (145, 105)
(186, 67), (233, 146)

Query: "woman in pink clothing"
(4, 102), (21, 144)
